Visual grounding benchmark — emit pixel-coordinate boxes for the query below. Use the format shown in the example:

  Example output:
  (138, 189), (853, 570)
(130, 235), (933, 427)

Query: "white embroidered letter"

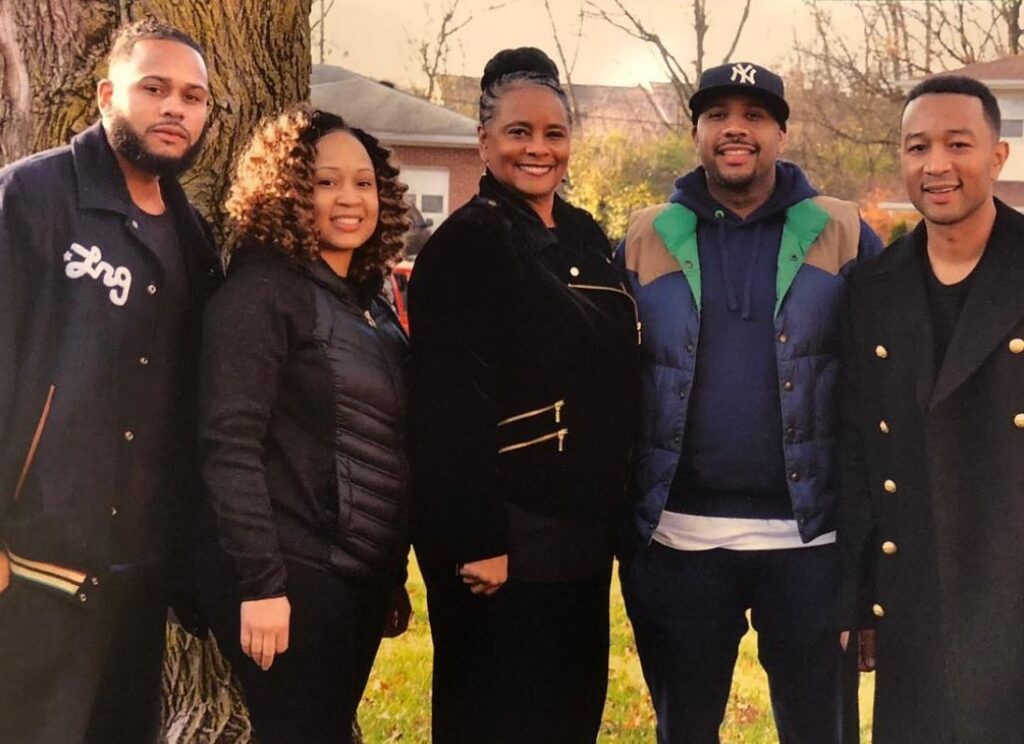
(730, 63), (757, 85)
(64, 242), (133, 307)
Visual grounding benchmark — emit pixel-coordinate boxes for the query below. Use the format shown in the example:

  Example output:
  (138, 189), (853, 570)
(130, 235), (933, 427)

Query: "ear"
(992, 139), (1010, 179)
(690, 123), (698, 144)
(477, 124), (488, 165)
(97, 79), (114, 116)
(777, 127), (788, 155)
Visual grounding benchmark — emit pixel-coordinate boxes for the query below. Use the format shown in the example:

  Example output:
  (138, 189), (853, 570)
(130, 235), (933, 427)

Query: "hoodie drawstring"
(715, 212), (740, 313)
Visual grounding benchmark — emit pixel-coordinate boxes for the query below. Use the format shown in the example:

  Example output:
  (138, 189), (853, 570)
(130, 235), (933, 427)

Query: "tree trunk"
(0, 2), (312, 741)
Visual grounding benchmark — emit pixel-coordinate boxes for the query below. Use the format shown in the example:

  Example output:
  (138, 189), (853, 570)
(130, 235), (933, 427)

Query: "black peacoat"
(839, 199), (1024, 743)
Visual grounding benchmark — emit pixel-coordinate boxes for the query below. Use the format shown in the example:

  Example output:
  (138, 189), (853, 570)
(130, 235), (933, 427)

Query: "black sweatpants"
(204, 560), (392, 744)
(0, 568), (169, 744)
(421, 553), (611, 744)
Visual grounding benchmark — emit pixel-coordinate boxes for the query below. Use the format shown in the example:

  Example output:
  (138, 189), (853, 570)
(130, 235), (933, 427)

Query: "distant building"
(436, 73), (687, 140)
(884, 56), (1024, 215)
(311, 65), (481, 229)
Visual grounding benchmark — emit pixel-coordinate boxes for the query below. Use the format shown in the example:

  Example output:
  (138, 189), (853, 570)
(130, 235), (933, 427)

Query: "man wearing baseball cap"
(618, 62), (882, 743)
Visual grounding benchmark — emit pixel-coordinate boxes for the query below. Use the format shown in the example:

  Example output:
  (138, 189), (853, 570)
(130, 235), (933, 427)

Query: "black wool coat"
(840, 200), (1024, 743)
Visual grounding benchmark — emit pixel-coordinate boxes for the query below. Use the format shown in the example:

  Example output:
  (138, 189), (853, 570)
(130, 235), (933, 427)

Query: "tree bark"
(0, 2), (312, 741)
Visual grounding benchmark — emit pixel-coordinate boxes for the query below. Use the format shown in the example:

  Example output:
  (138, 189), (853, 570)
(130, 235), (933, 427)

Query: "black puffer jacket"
(198, 243), (409, 600)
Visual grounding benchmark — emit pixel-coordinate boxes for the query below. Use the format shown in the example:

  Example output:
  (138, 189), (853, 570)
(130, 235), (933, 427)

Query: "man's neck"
(925, 199), (997, 285)
(705, 171), (776, 220)
(112, 150), (166, 216)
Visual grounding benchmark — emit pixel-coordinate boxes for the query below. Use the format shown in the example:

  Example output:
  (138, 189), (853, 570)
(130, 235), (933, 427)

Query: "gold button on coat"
(1015, 414), (1024, 429)
(872, 603), (886, 618)
(1010, 338), (1024, 354)
(882, 541), (898, 555)
(879, 420), (890, 434)
(875, 345), (888, 359)
(883, 479), (897, 494)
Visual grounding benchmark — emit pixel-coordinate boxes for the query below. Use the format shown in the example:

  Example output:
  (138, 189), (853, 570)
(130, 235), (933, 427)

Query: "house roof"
(898, 55), (1024, 90)
(310, 65), (478, 148)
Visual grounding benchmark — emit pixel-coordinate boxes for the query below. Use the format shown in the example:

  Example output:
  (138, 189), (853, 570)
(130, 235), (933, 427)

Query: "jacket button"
(685, 344), (694, 353)
(78, 593), (88, 603)
(881, 541), (898, 555)
(91, 576), (100, 586)
(875, 345), (888, 359)
(123, 430), (134, 442)
(883, 479), (897, 494)
(872, 603), (885, 618)
(683, 260), (694, 270)
(778, 333), (788, 343)
(673, 435), (681, 444)
(131, 220), (139, 229)
(783, 380), (793, 391)
(1010, 338), (1024, 354)
(111, 506), (118, 516)
(789, 471), (800, 482)
(879, 420), (890, 434)
(147, 284), (157, 295)
(569, 266), (580, 277)
(138, 356), (149, 366)
(1014, 413), (1024, 429)
(678, 390), (686, 399)
(785, 426), (795, 437)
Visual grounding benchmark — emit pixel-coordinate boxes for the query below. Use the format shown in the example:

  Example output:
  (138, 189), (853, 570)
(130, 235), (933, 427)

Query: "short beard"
(107, 114), (205, 177)
(708, 167), (757, 192)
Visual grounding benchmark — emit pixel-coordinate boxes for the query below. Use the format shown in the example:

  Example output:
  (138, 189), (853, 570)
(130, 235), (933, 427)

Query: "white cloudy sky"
(321, 0), (840, 87)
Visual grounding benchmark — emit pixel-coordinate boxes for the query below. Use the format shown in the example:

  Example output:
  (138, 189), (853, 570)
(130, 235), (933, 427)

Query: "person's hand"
(458, 554), (508, 595)
(0, 551), (9, 594)
(382, 585), (413, 638)
(240, 596), (290, 671)
(840, 629), (877, 672)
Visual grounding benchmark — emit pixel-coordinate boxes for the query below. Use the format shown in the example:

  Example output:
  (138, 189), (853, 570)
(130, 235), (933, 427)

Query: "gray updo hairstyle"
(478, 48), (573, 126)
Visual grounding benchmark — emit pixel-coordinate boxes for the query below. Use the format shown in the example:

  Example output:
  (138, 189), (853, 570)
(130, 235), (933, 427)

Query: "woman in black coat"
(408, 48), (640, 744)
(196, 107), (412, 744)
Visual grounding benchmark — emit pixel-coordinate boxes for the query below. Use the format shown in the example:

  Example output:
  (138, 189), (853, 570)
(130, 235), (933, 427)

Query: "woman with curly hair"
(195, 106), (412, 744)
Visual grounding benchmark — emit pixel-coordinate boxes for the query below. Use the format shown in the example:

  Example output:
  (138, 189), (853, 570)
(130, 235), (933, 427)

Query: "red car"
(388, 259), (414, 334)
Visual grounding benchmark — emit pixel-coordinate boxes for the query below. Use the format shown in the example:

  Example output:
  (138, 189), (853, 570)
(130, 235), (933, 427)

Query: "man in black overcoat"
(840, 74), (1024, 742)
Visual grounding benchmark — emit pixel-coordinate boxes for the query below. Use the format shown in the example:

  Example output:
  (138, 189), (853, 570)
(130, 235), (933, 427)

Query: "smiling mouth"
(923, 184), (960, 194)
(331, 216), (364, 230)
(151, 126), (188, 142)
(517, 163), (555, 176)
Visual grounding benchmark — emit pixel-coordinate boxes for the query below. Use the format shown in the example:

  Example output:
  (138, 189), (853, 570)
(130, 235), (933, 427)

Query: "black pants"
(0, 569), (168, 744)
(203, 560), (391, 744)
(421, 553), (611, 744)
(623, 542), (843, 744)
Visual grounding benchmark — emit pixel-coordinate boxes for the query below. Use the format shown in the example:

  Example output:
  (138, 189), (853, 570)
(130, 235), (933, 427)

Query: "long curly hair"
(225, 105), (409, 285)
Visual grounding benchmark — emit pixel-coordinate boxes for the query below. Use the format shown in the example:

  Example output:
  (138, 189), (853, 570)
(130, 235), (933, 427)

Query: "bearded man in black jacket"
(0, 20), (218, 743)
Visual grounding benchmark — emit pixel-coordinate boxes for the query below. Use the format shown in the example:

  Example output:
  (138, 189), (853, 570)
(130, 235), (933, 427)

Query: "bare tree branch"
(720, 0), (751, 62)
(543, 0), (584, 128)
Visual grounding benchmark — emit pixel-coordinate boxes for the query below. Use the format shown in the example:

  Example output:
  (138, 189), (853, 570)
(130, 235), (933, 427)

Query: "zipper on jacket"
(498, 428), (569, 455)
(363, 310), (377, 328)
(13, 385), (55, 501)
(498, 399), (565, 427)
(567, 282), (642, 345)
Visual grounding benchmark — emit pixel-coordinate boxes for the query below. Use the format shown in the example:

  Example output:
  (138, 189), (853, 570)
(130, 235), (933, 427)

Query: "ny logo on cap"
(730, 63), (757, 85)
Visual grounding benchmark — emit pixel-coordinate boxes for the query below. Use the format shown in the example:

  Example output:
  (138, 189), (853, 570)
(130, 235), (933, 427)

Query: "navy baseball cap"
(689, 62), (789, 128)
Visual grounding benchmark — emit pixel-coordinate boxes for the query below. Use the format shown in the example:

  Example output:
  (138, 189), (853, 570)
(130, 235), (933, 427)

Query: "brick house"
(311, 65), (481, 230)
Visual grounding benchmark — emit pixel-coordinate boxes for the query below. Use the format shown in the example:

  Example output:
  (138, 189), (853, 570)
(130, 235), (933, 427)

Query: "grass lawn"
(360, 555), (875, 743)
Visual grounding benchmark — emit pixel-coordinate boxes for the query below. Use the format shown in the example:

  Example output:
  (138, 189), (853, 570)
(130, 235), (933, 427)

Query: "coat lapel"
(872, 225), (937, 412)
(930, 202), (1024, 409)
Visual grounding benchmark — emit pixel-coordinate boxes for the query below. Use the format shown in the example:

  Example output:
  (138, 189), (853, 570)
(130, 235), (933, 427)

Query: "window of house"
(421, 194), (444, 213)
(1001, 119), (1023, 138)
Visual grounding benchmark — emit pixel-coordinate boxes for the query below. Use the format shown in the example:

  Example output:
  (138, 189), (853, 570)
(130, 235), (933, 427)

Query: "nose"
(525, 132), (550, 157)
(924, 149), (952, 175)
(334, 182), (361, 204)
(721, 115), (749, 136)
(160, 94), (185, 121)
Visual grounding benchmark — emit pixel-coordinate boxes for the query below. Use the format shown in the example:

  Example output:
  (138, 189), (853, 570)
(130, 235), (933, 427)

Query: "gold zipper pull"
(557, 428), (568, 452)
(637, 321), (643, 345)
(554, 400), (565, 423)
(364, 310), (377, 328)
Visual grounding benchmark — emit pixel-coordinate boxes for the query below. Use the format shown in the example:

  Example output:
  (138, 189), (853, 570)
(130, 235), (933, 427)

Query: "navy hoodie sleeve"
(198, 266), (293, 601)
(408, 214), (509, 565)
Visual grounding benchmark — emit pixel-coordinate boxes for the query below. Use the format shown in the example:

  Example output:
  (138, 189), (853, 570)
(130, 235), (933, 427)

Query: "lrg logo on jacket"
(63, 242), (132, 306)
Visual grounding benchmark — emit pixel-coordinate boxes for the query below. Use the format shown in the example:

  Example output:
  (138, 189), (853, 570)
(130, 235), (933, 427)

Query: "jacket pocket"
(499, 399), (565, 427)
(335, 455), (355, 533)
(13, 385), (56, 501)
